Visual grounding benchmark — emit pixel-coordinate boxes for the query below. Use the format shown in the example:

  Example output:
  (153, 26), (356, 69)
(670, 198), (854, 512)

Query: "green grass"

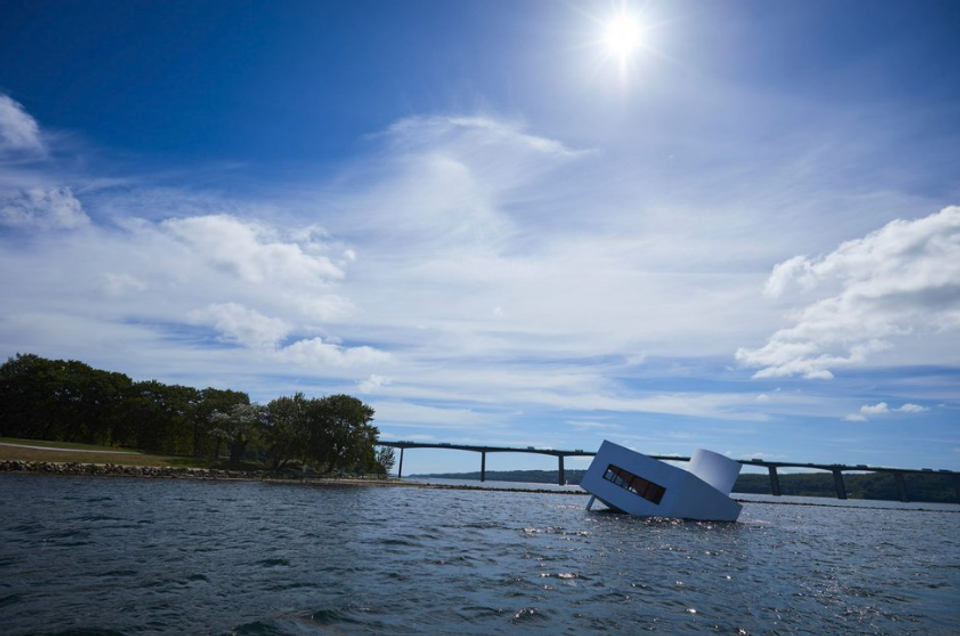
(0, 437), (254, 470)
(0, 437), (143, 452)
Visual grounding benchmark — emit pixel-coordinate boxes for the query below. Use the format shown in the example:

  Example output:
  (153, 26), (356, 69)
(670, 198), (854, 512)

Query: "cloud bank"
(738, 207), (960, 379)
(0, 93), (956, 466)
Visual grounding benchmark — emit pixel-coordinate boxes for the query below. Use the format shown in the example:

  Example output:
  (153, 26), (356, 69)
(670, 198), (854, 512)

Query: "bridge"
(377, 440), (960, 503)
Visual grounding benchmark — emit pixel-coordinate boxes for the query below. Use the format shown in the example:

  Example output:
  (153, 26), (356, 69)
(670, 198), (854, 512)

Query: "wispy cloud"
(0, 186), (89, 230)
(0, 95), (44, 155)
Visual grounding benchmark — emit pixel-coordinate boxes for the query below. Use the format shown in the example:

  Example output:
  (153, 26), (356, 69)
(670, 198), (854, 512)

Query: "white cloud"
(0, 95), (43, 154)
(161, 214), (344, 285)
(845, 401), (930, 421)
(0, 187), (89, 230)
(763, 255), (815, 298)
(190, 302), (291, 350)
(277, 337), (391, 368)
(897, 403), (928, 413)
(358, 374), (391, 393)
(738, 206), (960, 378)
(860, 402), (890, 415)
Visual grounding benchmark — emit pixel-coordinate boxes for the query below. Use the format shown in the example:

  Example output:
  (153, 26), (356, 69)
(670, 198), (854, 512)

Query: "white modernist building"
(580, 441), (743, 522)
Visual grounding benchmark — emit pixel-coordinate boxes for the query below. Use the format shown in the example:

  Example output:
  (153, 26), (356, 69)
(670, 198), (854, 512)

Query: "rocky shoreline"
(0, 460), (257, 480)
(0, 459), (401, 484)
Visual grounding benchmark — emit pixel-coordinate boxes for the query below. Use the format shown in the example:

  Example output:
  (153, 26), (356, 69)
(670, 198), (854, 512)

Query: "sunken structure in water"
(581, 440), (743, 522)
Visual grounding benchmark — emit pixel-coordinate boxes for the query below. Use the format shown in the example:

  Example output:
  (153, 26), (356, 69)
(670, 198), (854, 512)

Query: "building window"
(602, 464), (666, 505)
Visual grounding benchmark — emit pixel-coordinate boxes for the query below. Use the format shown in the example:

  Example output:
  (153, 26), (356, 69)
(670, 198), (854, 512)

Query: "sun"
(602, 12), (644, 62)
(581, 2), (663, 84)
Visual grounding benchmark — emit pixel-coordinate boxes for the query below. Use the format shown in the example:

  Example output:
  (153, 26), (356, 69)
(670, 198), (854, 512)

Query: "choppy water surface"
(1, 474), (957, 635)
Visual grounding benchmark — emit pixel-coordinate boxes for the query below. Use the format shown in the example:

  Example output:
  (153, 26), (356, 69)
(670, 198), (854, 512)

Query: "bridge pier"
(481, 451), (486, 482)
(397, 447), (404, 479)
(558, 455), (565, 486)
(832, 469), (847, 500)
(894, 473), (909, 502)
(768, 466), (781, 496)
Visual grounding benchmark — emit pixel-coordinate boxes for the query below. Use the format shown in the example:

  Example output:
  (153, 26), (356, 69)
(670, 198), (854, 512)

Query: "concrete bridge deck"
(377, 440), (960, 503)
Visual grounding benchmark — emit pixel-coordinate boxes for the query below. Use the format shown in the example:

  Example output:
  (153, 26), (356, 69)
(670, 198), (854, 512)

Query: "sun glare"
(603, 13), (643, 61)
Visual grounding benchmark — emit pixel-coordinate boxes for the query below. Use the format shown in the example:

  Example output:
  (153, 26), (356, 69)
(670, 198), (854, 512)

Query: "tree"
(1, 354), (55, 439)
(374, 446), (396, 477)
(195, 388), (250, 458)
(0, 353), (381, 474)
(263, 393), (311, 470)
(0, 353), (132, 444)
(304, 394), (377, 472)
(116, 380), (199, 453)
(209, 403), (265, 462)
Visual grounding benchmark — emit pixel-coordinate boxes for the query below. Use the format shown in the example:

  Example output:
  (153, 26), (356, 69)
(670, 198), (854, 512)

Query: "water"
(409, 478), (960, 511)
(405, 477), (587, 493)
(1, 474), (958, 635)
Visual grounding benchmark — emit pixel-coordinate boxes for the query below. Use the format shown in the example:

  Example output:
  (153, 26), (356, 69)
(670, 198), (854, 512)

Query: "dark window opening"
(602, 464), (666, 505)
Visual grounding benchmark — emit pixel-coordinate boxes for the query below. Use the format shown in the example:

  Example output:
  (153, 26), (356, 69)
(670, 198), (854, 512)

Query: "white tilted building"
(581, 440), (743, 522)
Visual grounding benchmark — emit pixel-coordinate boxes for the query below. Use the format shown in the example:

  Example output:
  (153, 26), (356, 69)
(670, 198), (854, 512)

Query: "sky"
(1, 0), (959, 475)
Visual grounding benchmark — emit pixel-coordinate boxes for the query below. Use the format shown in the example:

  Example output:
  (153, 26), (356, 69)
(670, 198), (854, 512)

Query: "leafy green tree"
(0, 353), (383, 475)
(263, 393), (311, 469)
(1, 354), (56, 439)
(115, 380), (198, 453)
(161, 384), (202, 455)
(210, 403), (266, 462)
(0, 353), (67, 439)
(0, 353), (132, 444)
(195, 388), (250, 458)
(305, 394), (377, 472)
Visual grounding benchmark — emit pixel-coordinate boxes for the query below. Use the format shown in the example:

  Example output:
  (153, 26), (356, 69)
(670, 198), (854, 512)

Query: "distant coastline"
(415, 468), (960, 504)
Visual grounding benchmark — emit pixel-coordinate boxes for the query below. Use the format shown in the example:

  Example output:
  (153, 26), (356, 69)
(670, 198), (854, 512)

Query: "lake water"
(1, 474), (958, 635)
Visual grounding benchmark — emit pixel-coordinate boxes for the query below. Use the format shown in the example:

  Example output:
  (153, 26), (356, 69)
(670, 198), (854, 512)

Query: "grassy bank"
(0, 438), (238, 469)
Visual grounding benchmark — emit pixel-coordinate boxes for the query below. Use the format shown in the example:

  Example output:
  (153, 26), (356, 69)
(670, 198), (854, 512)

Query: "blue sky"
(1, 0), (959, 475)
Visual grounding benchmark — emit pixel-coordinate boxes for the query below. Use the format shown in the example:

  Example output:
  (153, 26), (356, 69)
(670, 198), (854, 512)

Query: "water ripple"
(0, 474), (957, 635)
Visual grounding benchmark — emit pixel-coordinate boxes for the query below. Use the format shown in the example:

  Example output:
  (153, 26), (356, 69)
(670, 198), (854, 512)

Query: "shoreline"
(0, 460), (589, 495)
(8, 460), (955, 508)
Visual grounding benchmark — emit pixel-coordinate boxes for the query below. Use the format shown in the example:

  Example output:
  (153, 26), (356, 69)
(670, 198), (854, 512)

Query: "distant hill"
(412, 469), (959, 504)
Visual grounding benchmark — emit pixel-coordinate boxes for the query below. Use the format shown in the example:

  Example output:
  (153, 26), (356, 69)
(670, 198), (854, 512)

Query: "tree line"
(732, 471), (958, 504)
(0, 353), (395, 475)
